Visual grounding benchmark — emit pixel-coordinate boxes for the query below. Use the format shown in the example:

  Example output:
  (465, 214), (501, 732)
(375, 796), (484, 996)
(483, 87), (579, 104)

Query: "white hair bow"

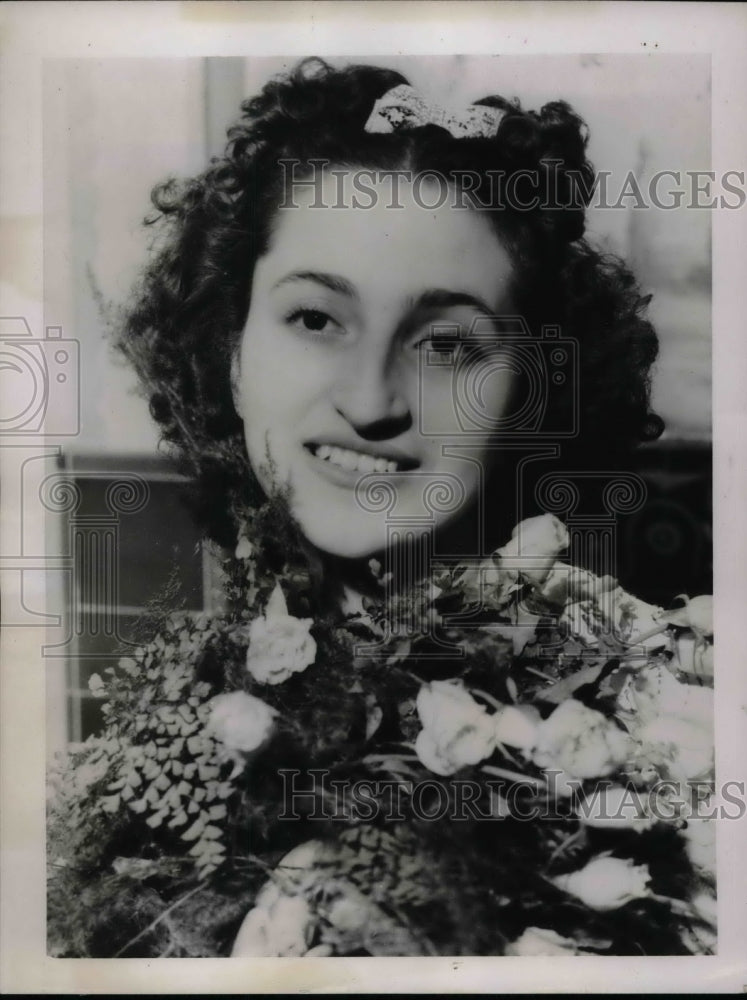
(364, 84), (505, 140)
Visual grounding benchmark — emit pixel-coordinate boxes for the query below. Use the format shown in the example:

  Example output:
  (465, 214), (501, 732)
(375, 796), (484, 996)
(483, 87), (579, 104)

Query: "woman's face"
(235, 170), (516, 559)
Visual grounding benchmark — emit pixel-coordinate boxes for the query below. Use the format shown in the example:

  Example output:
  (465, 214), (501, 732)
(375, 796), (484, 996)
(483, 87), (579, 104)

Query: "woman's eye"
(286, 308), (342, 336)
(411, 334), (460, 364)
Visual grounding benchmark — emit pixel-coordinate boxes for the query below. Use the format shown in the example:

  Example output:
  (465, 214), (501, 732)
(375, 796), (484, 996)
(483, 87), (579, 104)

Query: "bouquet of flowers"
(48, 500), (716, 958)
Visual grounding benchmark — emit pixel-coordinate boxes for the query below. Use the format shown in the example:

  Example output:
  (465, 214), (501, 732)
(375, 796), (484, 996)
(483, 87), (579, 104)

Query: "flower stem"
(470, 687), (504, 711)
(112, 883), (205, 957)
(524, 666), (554, 683)
(481, 764), (547, 787)
(545, 828), (585, 870)
(648, 892), (697, 916)
(363, 753), (420, 764)
(624, 623), (669, 648)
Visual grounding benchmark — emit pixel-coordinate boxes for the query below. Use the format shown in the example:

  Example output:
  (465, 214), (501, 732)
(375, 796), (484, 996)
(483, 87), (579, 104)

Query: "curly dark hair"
(118, 57), (662, 548)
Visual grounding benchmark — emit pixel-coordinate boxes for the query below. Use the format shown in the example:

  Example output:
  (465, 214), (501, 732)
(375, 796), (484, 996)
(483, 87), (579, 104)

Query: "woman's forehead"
(259, 169), (513, 304)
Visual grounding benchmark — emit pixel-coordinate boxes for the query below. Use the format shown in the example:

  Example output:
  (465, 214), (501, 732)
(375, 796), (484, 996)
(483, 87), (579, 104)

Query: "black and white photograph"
(1, 2), (745, 994)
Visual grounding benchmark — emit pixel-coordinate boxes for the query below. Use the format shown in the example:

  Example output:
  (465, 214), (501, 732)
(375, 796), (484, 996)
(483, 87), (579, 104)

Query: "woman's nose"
(331, 350), (412, 440)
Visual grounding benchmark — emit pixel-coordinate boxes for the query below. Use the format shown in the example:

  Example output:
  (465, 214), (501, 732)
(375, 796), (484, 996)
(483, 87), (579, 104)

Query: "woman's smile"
(235, 169), (516, 558)
(304, 439), (420, 477)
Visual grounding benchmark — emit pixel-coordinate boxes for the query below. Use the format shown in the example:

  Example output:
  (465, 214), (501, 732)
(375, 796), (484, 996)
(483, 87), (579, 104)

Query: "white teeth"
(313, 445), (403, 474)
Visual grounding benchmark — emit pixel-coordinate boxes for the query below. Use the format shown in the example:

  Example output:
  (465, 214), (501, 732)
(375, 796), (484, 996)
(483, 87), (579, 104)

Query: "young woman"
(120, 58), (659, 566)
(47, 58), (714, 958)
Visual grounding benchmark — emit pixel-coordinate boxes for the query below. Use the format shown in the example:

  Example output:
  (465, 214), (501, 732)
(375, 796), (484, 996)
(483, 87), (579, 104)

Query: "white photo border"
(1, 1), (745, 993)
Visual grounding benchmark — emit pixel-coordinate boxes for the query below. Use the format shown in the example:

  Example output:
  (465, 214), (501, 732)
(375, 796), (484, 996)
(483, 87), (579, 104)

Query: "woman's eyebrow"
(271, 271), (359, 298)
(413, 288), (496, 319)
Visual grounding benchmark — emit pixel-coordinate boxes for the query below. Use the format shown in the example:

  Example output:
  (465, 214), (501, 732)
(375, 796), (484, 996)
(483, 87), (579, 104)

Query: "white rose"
(577, 784), (654, 831)
(235, 534), (254, 560)
(88, 672), (106, 697)
(246, 583), (316, 685)
(674, 634), (714, 678)
(617, 663), (712, 728)
(533, 700), (631, 780)
(560, 600), (601, 648)
(231, 890), (314, 957)
(496, 514), (569, 587)
(681, 890), (717, 952)
(415, 681), (496, 775)
(205, 691), (277, 753)
(459, 557), (519, 610)
(682, 820), (716, 876)
(482, 610), (540, 656)
(693, 639), (714, 678)
(637, 715), (713, 782)
(493, 705), (540, 753)
(506, 926), (580, 956)
(673, 633), (696, 674)
(552, 855), (651, 910)
(326, 888), (373, 934)
(659, 595), (713, 638)
(537, 561), (570, 606)
(414, 731), (456, 776)
(614, 591), (667, 649)
(540, 563), (619, 609)
(231, 840), (327, 957)
(691, 889), (717, 926)
(620, 666), (714, 782)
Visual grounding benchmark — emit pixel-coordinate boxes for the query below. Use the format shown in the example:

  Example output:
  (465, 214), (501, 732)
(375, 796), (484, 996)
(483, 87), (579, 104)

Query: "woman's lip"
(303, 447), (370, 489)
(302, 444), (419, 488)
(303, 441), (420, 472)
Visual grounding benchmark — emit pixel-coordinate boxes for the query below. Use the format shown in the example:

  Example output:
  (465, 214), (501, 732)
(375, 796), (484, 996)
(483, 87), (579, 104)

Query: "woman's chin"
(287, 501), (385, 561)
(300, 527), (387, 562)
(293, 507), (474, 564)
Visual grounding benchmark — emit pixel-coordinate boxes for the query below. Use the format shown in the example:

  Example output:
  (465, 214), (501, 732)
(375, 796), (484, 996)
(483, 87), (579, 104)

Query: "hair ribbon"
(364, 83), (505, 139)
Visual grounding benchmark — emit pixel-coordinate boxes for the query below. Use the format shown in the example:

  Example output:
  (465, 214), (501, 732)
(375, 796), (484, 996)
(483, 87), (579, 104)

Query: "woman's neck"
(316, 501), (496, 605)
